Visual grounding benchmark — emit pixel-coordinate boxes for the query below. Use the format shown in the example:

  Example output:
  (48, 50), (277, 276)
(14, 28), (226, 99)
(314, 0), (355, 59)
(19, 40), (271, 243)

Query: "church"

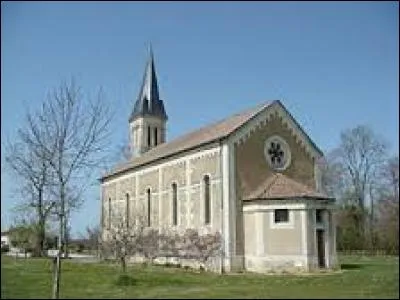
(100, 48), (338, 273)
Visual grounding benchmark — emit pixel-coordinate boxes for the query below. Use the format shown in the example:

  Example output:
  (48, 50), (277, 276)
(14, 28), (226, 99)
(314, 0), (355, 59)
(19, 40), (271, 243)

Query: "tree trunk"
(52, 180), (65, 300)
(121, 256), (126, 273)
(35, 189), (46, 257)
(369, 186), (375, 252)
(36, 218), (46, 257)
(63, 218), (69, 259)
(52, 215), (63, 299)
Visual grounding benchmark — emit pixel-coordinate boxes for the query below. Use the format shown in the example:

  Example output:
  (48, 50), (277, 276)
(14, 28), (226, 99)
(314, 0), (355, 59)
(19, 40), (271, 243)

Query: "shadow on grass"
(340, 263), (363, 270)
(115, 274), (137, 286)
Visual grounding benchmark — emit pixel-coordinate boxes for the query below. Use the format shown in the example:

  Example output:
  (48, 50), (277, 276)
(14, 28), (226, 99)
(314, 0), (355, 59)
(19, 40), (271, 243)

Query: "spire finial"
(149, 42), (153, 61)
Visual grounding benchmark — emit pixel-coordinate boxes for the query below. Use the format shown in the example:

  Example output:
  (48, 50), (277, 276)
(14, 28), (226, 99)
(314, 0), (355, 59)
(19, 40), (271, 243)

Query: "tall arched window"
(101, 199), (105, 228)
(147, 188), (151, 227)
(204, 175), (211, 225)
(172, 183), (178, 226)
(108, 197), (111, 230)
(126, 193), (130, 228)
(154, 127), (158, 146)
(147, 126), (151, 147)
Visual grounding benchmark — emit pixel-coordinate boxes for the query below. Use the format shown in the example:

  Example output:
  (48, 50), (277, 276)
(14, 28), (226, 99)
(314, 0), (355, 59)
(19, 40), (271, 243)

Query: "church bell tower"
(129, 46), (168, 157)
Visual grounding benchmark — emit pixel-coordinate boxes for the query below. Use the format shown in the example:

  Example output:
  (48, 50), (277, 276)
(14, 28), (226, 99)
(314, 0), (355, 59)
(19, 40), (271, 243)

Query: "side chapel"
(100, 48), (338, 273)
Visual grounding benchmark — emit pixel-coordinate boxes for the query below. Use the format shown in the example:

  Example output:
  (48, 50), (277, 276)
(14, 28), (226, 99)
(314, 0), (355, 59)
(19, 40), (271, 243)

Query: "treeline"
(320, 125), (399, 255)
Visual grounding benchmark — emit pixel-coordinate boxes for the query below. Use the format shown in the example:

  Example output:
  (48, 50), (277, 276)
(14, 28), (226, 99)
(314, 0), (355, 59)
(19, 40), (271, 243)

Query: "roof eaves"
(275, 100), (324, 157)
(244, 195), (335, 201)
(100, 136), (228, 182)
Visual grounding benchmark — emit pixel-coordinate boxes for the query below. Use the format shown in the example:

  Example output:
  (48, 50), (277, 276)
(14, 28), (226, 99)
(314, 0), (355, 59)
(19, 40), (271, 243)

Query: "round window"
(264, 135), (291, 171)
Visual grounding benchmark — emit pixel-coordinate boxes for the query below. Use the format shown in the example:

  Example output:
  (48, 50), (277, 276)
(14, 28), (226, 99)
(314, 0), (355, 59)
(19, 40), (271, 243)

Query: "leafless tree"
(83, 225), (101, 255)
(101, 212), (147, 273)
(381, 155), (399, 201)
(318, 152), (348, 200)
(16, 79), (112, 299)
(332, 125), (387, 250)
(158, 229), (181, 259)
(179, 229), (222, 270)
(117, 140), (132, 162)
(335, 125), (387, 210)
(137, 228), (160, 264)
(4, 138), (56, 257)
(375, 155), (399, 254)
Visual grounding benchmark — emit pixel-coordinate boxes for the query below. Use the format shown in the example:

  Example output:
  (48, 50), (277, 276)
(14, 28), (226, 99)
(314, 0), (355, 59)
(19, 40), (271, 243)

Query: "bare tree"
(179, 229), (222, 270)
(381, 155), (399, 201)
(335, 125), (387, 210)
(84, 225), (101, 255)
(117, 140), (132, 162)
(4, 139), (56, 257)
(101, 212), (147, 273)
(17, 79), (112, 299)
(318, 152), (348, 200)
(333, 125), (388, 251)
(158, 229), (181, 259)
(375, 155), (399, 254)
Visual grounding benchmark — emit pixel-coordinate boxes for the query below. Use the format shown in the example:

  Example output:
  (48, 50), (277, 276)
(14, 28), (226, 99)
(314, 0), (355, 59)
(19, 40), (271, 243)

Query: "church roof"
(102, 101), (273, 180)
(243, 173), (332, 200)
(129, 46), (168, 122)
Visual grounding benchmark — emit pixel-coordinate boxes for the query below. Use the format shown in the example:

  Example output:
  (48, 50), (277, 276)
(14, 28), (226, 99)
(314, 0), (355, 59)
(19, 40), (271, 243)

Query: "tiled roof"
(102, 101), (275, 180)
(244, 173), (332, 200)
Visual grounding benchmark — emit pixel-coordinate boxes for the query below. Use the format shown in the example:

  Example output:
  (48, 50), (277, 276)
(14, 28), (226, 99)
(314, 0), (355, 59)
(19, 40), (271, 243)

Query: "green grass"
(1, 255), (399, 299)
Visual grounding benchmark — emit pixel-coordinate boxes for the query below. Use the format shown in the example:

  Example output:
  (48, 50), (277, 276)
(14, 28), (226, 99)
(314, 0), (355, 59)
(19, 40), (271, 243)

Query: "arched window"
(108, 197), (111, 230)
(154, 127), (158, 146)
(101, 199), (105, 228)
(147, 126), (151, 147)
(147, 188), (151, 227)
(126, 193), (130, 228)
(204, 175), (211, 225)
(172, 183), (178, 225)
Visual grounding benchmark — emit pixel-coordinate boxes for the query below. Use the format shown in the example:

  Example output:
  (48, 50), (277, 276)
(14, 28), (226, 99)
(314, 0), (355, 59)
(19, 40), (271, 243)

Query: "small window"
(154, 127), (158, 146)
(172, 183), (178, 226)
(316, 209), (324, 223)
(204, 175), (211, 225)
(147, 126), (151, 147)
(274, 209), (289, 223)
(147, 189), (151, 227)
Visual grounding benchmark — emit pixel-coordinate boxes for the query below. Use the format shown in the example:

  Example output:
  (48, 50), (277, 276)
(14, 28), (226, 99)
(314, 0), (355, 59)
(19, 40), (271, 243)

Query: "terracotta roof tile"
(244, 173), (332, 200)
(102, 101), (275, 180)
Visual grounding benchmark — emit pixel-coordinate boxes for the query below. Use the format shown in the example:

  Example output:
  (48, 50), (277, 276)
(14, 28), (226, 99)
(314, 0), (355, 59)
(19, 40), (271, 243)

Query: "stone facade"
(235, 113), (316, 198)
(101, 50), (337, 273)
(130, 116), (166, 157)
(102, 145), (222, 239)
(101, 101), (338, 273)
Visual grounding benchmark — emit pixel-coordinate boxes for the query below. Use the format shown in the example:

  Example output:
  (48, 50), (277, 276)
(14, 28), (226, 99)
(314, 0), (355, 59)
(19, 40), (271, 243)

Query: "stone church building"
(100, 49), (338, 273)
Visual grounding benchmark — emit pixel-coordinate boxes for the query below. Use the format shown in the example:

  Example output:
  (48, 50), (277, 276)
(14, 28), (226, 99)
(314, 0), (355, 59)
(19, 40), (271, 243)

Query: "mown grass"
(1, 255), (398, 299)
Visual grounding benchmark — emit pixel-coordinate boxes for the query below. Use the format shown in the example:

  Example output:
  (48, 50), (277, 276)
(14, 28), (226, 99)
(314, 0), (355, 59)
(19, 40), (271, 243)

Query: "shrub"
(1, 244), (10, 253)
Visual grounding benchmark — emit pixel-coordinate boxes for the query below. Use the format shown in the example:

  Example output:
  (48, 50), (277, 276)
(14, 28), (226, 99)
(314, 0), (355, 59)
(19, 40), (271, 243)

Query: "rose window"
(264, 135), (291, 171)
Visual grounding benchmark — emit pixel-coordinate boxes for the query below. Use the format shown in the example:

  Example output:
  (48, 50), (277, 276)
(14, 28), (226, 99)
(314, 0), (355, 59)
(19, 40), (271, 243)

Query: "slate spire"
(129, 45), (168, 122)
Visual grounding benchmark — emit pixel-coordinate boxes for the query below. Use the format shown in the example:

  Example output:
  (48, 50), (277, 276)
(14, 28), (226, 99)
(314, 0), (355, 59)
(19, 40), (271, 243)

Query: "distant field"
(1, 255), (398, 299)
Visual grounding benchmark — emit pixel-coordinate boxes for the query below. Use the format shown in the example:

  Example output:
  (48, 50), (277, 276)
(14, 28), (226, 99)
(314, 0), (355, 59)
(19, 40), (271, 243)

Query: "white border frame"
(269, 209), (295, 229)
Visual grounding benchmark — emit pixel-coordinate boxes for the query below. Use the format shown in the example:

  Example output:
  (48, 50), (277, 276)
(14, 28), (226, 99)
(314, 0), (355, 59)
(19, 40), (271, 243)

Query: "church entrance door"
(316, 229), (326, 268)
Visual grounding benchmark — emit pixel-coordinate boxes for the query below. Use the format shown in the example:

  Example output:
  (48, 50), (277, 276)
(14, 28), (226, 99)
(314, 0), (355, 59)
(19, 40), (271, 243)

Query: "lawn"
(1, 255), (398, 299)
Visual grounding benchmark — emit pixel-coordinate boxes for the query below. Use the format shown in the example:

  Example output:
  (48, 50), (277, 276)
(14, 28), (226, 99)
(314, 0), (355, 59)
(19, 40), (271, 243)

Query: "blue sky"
(1, 1), (398, 237)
